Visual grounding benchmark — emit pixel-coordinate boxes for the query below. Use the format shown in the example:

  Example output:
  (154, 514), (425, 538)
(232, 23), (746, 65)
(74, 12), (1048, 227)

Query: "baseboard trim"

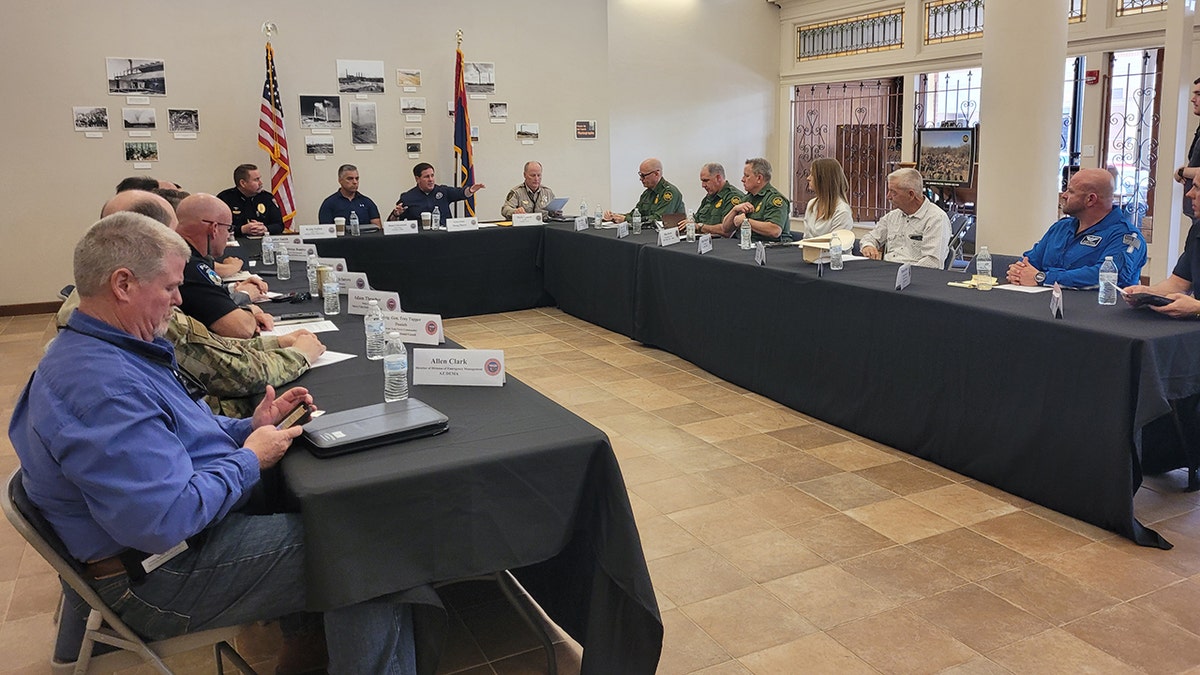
(0, 302), (61, 317)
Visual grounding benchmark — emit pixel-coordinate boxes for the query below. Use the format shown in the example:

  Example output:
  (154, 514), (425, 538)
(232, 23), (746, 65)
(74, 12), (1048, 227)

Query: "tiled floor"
(3, 308), (1200, 674)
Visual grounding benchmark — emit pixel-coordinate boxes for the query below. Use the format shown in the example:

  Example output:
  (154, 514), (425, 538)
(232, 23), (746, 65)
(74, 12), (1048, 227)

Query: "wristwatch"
(1035, 271), (1046, 285)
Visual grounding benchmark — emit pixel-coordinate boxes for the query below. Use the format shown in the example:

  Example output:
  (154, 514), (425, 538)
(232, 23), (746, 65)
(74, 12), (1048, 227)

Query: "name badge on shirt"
(1081, 234), (1102, 247)
(909, 234), (924, 241)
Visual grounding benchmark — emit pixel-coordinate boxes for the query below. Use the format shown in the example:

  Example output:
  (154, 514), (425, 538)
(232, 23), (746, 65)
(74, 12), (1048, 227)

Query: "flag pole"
(456, 30), (461, 217)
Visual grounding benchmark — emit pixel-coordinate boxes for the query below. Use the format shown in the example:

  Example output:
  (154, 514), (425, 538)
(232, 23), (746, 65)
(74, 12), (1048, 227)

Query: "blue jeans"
(89, 512), (416, 675)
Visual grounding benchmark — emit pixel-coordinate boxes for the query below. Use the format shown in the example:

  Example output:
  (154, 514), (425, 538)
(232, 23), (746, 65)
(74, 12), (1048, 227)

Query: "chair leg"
(494, 571), (557, 675)
(214, 640), (258, 674)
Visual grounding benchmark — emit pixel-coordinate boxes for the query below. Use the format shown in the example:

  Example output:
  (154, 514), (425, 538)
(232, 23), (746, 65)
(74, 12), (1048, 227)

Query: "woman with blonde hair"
(803, 158), (854, 238)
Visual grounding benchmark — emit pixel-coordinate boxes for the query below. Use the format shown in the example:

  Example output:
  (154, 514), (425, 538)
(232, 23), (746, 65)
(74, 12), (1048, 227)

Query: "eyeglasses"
(638, 169), (660, 180)
(201, 219), (234, 232)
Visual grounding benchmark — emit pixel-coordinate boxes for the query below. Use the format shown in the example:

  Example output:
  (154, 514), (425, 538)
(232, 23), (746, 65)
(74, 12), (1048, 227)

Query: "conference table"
(258, 266), (662, 674)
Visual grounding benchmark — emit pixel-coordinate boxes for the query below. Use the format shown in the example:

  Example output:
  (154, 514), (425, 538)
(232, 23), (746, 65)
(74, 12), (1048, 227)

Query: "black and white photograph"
(400, 97), (427, 115)
(124, 140), (158, 161)
(299, 95), (342, 128)
(516, 123), (539, 140)
(464, 62), (495, 95)
(306, 135), (334, 155)
(396, 69), (421, 87)
(168, 108), (199, 133)
(489, 102), (508, 121)
(350, 101), (377, 144)
(122, 107), (156, 130)
(106, 57), (166, 96)
(337, 59), (385, 94)
(73, 106), (109, 131)
(406, 142), (421, 154)
(404, 127), (422, 140)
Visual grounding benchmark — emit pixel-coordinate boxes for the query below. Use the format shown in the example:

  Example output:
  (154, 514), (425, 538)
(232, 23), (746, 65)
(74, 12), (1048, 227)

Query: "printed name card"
(895, 263), (912, 291)
(574, 216), (588, 231)
(347, 288), (401, 315)
(657, 228), (681, 247)
(617, 222), (629, 239)
(384, 220), (419, 235)
(299, 224), (337, 240)
(698, 234), (712, 254)
(412, 348), (506, 386)
(445, 217), (478, 232)
(754, 242), (766, 266)
(1050, 282), (1064, 319)
(316, 257), (347, 273)
(336, 271), (371, 294)
(511, 213), (543, 226)
(381, 311), (444, 345)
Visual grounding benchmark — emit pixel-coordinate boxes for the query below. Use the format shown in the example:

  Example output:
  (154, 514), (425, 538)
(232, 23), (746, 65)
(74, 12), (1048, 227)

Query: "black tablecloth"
(276, 303), (661, 674)
(543, 225), (650, 337)
(310, 227), (552, 318)
(632, 237), (1200, 548)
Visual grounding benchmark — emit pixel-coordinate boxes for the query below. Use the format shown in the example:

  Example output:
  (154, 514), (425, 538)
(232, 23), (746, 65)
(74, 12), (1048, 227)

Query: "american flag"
(257, 42), (297, 229)
(454, 45), (475, 217)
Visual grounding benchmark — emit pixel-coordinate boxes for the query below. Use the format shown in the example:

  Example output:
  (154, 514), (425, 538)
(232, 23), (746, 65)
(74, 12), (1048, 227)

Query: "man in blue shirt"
(390, 162), (485, 223)
(1006, 168), (1146, 288)
(9, 213), (416, 674)
(317, 164), (382, 225)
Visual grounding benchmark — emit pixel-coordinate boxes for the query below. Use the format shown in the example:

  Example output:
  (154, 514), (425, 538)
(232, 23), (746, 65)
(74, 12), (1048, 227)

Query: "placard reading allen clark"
(412, 349), (505, 386)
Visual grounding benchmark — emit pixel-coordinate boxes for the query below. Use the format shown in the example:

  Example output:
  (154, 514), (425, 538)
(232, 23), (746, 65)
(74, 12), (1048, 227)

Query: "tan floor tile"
(970, 511), (1093, 560)
(732, 487), (836, 529)
(907, 584), (1051, 652)
(827, 607), (977, 675)
(845, 498), (958, 544)
(935, 656), (1015, 675)
(693, 661), (752, 675)
(715, 434), (799, 463)
(837, 546), (966, 604)
(680, 418), (759, 444)
(906, 528), (1033, 582)
(712, 395), (776, 416)
(959, 479), (1033, 508)
(728, 407), (811, 433)
(681, 586), (817, 658)
(1042, 541), (1184, 601)
(608, 435), (650, 461)
(1063, 603), (1200, 674)
(596, 410), (670, 436)
(1132, 578), (1200, 636)
(1021, 504), (1115, 541)
(739, 632), (877, 675)
(905, 457), (970, 482)
(616, 454), (683, 486)
(978, 563), (1119, 624)
(4, 572), (59, 623)
(628, 427), (709, 454)
(698, 462), (786, 499)
(646, 371), (710, 391)
(673, 382), (736, 404)
(626, 491), (659, 521)
(1135, 483), (1200, 525)
(656, 444), (743, 474)
(988, 628), (1139, 675)
(652, 403), (724, 427)
(647, 548), (753, 606)
(636, 514), (705, 561)
(1104, 524), (1200, 577)
(0, 612), (56, 671)
(668, 499), (774, 546)
(798, 472), (898, 511)
(655, 608), (731, 675)
(752, 453), (840, 484)
(568, 397), (641, 420)
(547, 384), (615, 406)
(0, 544), (23, 583)
(783, 514), (894, 563)
(803, 440), (896, 472)
(905, 483), (1019, 526)
(767, 425), (846, 451)
(15, 547), (52, 579)
(763, 565), (897, 630)
(711, 529), (825, 583)
(610, 381), (693, 411)
(630, 474), (725, 515)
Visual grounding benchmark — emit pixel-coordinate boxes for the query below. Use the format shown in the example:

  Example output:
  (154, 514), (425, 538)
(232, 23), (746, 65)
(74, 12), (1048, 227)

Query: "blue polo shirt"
(317, 191), (381, 225)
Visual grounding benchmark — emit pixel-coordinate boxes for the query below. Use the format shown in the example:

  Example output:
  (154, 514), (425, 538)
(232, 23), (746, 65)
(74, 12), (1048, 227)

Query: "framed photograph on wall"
(464, 62), (495, 94)
(397, 69), (421, 87)
(306, 136), (334, 155)
(299, 95), (342, 128)
(350, 101), (377, 144)
(106, 57), (166, 96)
(73, 106), (109, 131)
(124, 141), (158, 161)
(168, 108), (199, 133)
(337, 60), (385, 94)
(122, 107), (156, 130)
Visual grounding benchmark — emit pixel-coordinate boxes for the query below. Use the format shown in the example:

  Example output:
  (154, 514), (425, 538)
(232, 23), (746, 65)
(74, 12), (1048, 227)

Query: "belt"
(82, 532), (206, 583)
(83, 555), (129, 580)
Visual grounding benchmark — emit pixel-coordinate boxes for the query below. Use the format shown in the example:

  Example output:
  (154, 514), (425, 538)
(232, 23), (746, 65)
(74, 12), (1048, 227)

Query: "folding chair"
(436, 571), (559, 675)
(1, 469), (256, 674)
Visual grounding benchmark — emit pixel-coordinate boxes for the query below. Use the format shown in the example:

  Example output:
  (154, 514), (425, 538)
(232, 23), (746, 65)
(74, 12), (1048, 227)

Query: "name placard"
(337, 271), (371, 294)
(657, 228), (681, 247)
(412, 348), (505, 386)
(698, 234), (712, 254)
(381, 311), (443, 345)
(574, 216), (588, 231)
(347, 288), (401, 315)
(754, 242), (766, 266)
(617, 222), (629, 239)
(281, 242), (317, 259)
(316, 257), (347, 273)
(299, 224), (337, 240)
(895, 263), (912, 291)
(384, 220), (419, 235)
(445, 217), (479, 232)
(511, 213), (543, 226)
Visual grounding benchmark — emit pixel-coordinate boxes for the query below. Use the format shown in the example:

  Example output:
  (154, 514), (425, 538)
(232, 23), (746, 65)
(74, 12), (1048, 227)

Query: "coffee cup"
(420, 212), (432, 229)
(334, 217), (346, 236)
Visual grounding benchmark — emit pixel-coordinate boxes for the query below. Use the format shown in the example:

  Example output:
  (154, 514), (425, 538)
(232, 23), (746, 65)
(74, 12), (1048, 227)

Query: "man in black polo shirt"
(176, 193), (273, 339)
(216, 164), (284, 237)
(390, 162), (485, 223)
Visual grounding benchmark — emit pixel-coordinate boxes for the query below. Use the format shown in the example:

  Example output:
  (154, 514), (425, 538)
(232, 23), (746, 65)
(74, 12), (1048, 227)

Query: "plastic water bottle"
(276, 247), (290, 281)
(740, 216), (752, 250)
(431, 210), (441, 230)
(261, 237), (275, 265)
(349, 210), (360, 236)
(631, 210), (642, 234)
(976, 246), (992, 279)
(579, 199), (588, 222)
(685, 210), (696, 242)
(306, 251), (319, 294)
(364, 300), (386, 360)
(1098, 256), (1118, 305)
(595, 204), (604, 228)
(830, 238), (844, 270)
(323, 280), (340, 315)
(383, 332), (409, 402)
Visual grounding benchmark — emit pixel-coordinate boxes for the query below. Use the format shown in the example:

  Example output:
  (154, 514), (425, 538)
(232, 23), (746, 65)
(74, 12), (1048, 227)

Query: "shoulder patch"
(199, 264), (222, 286)
(730, 197), (741, 205)
(772, 197), (783, 207)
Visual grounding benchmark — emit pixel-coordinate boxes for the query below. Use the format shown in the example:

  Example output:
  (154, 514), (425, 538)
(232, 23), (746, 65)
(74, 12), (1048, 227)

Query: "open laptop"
(301, 398), (449, 457)
(661, 213), (686, 230)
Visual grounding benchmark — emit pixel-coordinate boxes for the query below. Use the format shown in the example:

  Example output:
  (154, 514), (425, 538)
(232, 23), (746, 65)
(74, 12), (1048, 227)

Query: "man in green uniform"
(604, 157), (685, 224)
(719, 157), (792, 242)
(682, 162), (746, 236)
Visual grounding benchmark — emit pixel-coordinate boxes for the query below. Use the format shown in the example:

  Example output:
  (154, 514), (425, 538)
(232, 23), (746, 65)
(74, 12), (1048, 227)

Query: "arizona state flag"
(454, 46), (476, 217)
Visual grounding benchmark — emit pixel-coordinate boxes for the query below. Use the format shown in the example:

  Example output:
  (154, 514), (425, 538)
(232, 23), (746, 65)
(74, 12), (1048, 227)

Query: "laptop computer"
(301, 398), (449, 458)
(661, 213), (686, 230)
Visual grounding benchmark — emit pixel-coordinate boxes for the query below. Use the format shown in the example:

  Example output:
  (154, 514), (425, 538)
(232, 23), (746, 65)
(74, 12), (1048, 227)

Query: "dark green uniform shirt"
(694, 183), (746, 225)
(627, 178), (685, 223)
(747, 182), (792, 242)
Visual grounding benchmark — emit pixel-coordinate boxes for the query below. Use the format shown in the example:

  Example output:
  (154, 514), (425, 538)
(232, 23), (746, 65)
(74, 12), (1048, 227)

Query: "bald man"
(176, 194), (273, 338)
(604, 157), (685, 225)
(1007, 168), (1146, 288)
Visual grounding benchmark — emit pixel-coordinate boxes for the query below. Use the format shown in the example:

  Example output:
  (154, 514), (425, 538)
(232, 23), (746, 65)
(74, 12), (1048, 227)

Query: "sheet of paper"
(262, 320), (339, 335)
(222, 271), (251, 282)
(994, 284), (1052, 294)
(309, 350), (356, 369)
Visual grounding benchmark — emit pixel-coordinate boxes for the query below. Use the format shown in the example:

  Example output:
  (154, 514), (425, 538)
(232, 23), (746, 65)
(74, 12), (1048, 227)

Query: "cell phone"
(278, 402), (314, 429)
(274, 312), (322, 324)
(1127, 292), (1173, 308)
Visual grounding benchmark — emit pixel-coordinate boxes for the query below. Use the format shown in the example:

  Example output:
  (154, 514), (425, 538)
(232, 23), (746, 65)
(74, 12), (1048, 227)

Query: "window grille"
(797, 10), (904, 61)
(1115, 0), (1167, 17)
(924, 0), (984, 45)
